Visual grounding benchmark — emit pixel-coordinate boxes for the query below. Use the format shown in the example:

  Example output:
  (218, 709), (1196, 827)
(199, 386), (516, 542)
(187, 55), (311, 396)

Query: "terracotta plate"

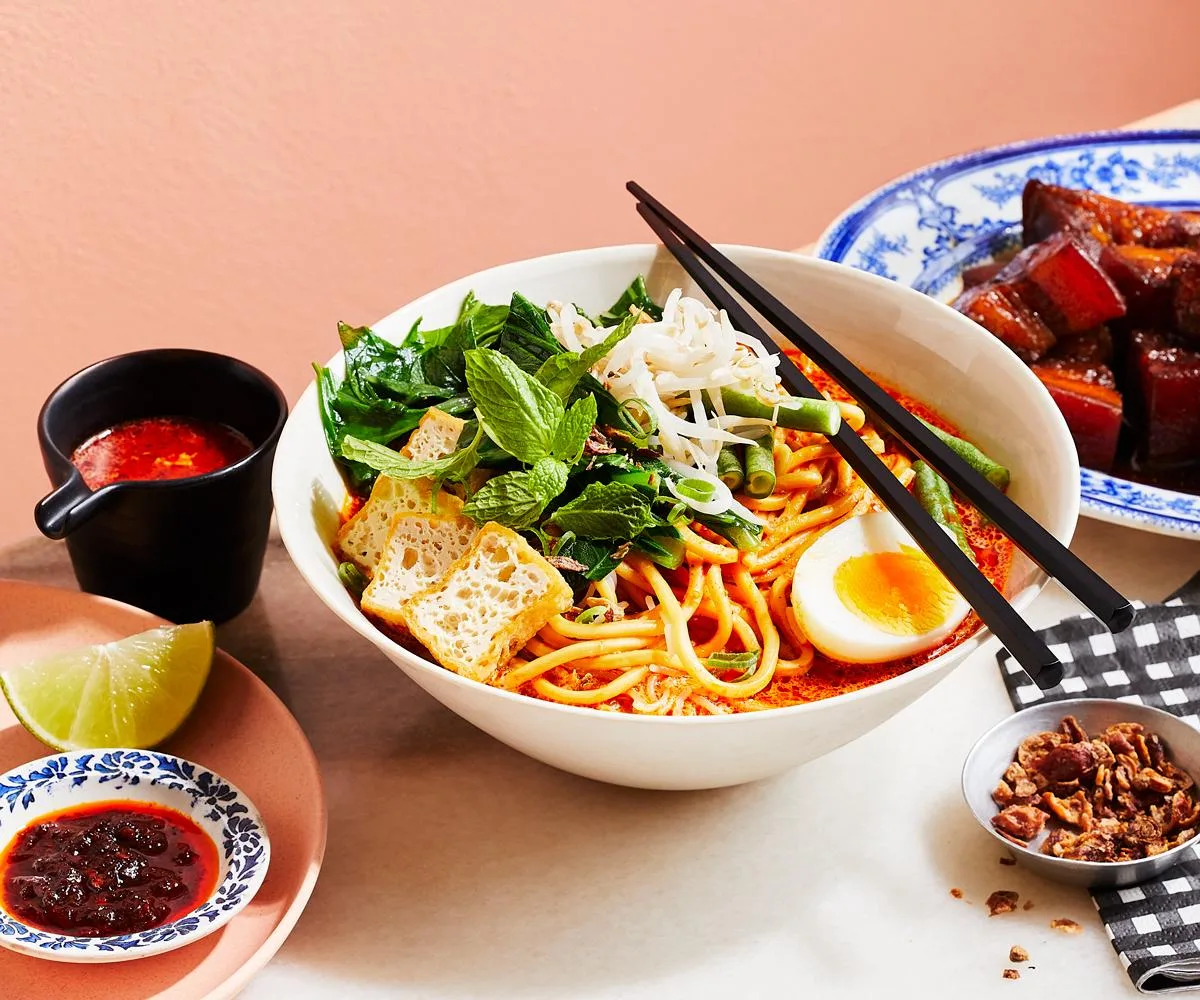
(0, 580), (327, 999)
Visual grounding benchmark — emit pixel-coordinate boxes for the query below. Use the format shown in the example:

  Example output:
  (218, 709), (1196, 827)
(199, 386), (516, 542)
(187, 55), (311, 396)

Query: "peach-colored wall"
(2, 1), (1198, 549)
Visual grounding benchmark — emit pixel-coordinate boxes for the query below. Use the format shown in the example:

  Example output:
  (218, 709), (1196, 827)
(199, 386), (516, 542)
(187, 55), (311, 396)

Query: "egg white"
(790, 511), (971, 664)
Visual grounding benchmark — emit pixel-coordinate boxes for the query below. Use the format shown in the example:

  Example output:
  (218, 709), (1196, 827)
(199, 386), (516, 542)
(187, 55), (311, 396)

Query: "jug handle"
(34, 476), (109, 540)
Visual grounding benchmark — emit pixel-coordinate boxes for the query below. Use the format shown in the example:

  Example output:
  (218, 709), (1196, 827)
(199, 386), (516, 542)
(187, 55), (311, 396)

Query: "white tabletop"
(252, 523), (1198, 1000)
(5, 517), (1193, 999)
(7, 99), (1200, 1000)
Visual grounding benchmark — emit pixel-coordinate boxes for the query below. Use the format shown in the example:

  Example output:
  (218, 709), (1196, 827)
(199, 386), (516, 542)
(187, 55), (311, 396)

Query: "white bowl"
(0, 749), (270, 962)
(273, 245), (1080, 790)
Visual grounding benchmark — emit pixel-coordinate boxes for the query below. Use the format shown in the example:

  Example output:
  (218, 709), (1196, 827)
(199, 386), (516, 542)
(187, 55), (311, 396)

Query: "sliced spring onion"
(744, 434), (777, 498)
(616, 397), (658, 443)
(574, 606), (609, 625)
(717, 445), (745, 491)
(705, 649), (760, 681)
(338, 561), (368, 600)
(720, 388), (842, 436)
(664, 501), (690, 525)
(675, 477), (717, 504)
(912, 461), (973, 559)
(918, 419), (1010, 491)
(610, 469), (661, 494)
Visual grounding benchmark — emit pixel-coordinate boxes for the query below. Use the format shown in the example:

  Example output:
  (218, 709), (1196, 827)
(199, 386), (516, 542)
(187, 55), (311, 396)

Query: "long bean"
(720, 388), (841, 436)
(919, 419), (1010, 491)
(912, 461), (972, 558)
(717, 445), (745, 491)
(744, 434), (777, 498)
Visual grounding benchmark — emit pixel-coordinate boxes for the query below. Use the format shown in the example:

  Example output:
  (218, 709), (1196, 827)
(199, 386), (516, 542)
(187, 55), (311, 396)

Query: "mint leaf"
(535, 313), (636, 401)
(462, 457), (569, 530)
(465, 348), (564, 463)
(549, 482), (655, 539)
(551, 395), (597, 465)
(341, 424), (483, 485)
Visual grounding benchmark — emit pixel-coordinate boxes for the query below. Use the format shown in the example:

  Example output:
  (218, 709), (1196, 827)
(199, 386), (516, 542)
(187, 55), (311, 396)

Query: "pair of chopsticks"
(627, 182), (1134, 691)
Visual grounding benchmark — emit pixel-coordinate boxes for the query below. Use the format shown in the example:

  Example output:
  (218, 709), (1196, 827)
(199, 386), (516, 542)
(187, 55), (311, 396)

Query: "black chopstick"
(635, 203), (1065, 690)
(628, 181), (1135, 638)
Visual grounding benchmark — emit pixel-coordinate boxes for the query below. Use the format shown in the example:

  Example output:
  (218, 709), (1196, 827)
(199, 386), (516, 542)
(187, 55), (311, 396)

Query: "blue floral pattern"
(0, 750), (269, 959)
(815, 130), (1200, 537)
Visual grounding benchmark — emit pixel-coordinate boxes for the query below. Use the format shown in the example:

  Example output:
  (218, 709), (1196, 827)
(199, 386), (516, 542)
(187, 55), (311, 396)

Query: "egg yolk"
(832, 545), (959, 636)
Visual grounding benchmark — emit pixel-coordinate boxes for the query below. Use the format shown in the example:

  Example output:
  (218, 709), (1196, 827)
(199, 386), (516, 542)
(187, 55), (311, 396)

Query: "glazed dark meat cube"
(1174, 253), (1200, 340)
(1047, 326), (1113, 365)
(1023, 180), (1200, 248)
(995, 233), (1126, 333)
(951, 282), (1056, 362)
(1127, 330), (1200, 467)
(1030, 360), (1123, 472)
(1098, 245), (1189, 328)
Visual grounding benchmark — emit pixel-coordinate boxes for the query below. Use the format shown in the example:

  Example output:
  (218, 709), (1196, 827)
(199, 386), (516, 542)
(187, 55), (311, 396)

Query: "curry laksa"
(316, 278), (1011, 716)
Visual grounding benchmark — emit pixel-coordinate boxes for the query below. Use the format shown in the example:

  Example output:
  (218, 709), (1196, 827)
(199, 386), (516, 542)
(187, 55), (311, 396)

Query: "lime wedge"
(0, 622), (214, 751)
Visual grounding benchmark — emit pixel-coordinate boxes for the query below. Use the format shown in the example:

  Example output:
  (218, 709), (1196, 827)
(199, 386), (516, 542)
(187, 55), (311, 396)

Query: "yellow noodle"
(743, 493), (791, 512)
(693, 565), (735, 657)
(532, 667), (651, 705)
(838, 401), (866, 431)
(680, 561), (706, 620)
(678, 525), (740, 564)
(636, 559), (777, 699)
(776, 467), (824, 490)
(549, 615), (662, 640)
(502, 637), (649, 689)
(744, 489), (864, 572)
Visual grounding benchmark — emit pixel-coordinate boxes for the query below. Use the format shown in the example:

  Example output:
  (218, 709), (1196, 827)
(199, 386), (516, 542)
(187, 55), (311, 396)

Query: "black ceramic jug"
(35, 349), (287, 624)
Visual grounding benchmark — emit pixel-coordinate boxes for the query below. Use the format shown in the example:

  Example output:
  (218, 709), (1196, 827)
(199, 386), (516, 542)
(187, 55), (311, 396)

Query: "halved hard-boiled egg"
(791, 510), (971, 663)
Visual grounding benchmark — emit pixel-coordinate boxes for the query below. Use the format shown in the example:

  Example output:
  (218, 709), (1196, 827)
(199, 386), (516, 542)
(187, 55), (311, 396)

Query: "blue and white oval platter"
(0, 749), (270, 963)
(815, 129), (1200, 538)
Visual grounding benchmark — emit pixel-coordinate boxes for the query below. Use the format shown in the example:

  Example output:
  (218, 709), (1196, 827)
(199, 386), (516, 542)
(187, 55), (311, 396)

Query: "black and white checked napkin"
(997, 572), (1200, 994)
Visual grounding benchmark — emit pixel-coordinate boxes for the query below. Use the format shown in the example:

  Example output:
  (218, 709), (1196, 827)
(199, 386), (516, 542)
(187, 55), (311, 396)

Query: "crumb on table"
(1023, 901), (1035, 911)
(987, 890), (1020, 916)
(1003, 969), (1021, 980)
(950, 887), (964, 899)
(1009, 945), (1029, 963)
(1051, 918), (1083, 934)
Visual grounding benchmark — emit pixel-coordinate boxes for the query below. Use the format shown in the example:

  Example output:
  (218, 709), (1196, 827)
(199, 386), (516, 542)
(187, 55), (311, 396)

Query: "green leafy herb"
(497, 292), (561, 373)
(597, 276), (664, 326)
(549, 482), (656, 539)
(339, 322), (454, 405)
(632, 531), (685, 570)
(465, 348), (564, 464)
(341, 424), (484, 487)
(696, 509), (763, 551)
(407, 291), (510, 352)
(553, 536), (624, 589)
(534, 313), (636, 402)
(550, 395), (597, 465)
(462, 457), (569, 530)
(423, 315), (476, 391)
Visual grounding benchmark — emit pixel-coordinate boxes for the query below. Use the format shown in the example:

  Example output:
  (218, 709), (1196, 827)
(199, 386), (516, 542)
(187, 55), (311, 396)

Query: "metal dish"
(962, 697), (1200, 887)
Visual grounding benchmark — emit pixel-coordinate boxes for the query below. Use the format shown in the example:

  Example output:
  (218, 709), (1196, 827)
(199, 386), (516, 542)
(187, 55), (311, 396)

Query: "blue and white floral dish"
(0, 749), (270, 963)
(815, 129), (1200, 538)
